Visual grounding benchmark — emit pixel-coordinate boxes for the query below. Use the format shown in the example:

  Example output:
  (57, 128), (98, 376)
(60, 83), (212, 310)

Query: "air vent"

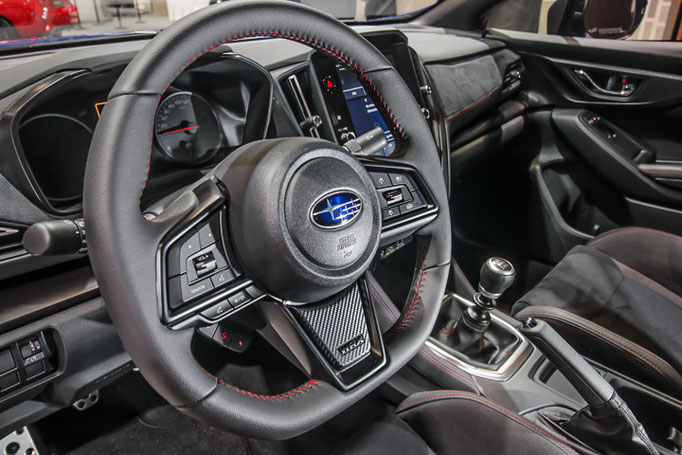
(283, 70), (321, 138)
(501, 62), (525, 95)
(0, 224), (26, 260)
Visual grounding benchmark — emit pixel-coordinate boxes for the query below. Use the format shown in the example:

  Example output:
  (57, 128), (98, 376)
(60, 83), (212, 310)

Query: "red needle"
(161, 125), (198, 135)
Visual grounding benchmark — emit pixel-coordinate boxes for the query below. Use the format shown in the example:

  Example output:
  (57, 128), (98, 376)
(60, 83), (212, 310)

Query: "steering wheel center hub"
(215, 137), (381, 302)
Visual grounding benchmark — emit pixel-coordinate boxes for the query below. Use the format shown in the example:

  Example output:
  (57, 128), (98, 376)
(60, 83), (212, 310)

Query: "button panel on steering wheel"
(158, 192), (267, 329)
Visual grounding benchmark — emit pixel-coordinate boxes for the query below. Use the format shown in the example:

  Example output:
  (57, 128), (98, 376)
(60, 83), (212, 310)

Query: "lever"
(520, 317), (657, 455)
(22, 219), (87, 256)
(343, 127), (388, 155)
(462, 257), (516, 333)
(574, 69), (636, 97)
(520, 317), (613, 407)
(448, 258), (516, 355)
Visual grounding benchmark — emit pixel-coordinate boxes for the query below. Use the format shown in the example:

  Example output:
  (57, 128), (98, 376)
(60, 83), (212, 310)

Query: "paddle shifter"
(438, 257), (516, 361)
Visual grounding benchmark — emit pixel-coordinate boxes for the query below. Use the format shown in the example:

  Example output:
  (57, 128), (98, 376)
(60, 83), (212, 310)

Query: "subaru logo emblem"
(310, 191), (362, 229)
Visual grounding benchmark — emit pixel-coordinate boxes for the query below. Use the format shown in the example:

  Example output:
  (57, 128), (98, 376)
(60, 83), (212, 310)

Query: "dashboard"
(0, 29), (523, 220)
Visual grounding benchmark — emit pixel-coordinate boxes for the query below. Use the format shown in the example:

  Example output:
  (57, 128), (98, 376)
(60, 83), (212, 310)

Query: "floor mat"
(35, 372), (285, 455)
(65, 409), (250, 455)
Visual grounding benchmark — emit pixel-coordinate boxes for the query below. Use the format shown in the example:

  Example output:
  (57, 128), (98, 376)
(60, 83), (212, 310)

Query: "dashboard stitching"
(139, 31), (407, 206)
(199, 363), (319, 401)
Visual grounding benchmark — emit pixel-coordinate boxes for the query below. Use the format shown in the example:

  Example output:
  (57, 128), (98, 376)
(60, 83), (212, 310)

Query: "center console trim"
(425, 293), (532, 381)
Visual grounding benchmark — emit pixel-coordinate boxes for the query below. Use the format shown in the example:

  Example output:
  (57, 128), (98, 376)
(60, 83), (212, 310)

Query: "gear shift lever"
(472, 257), (516, 324)
(451, 257), (516, 355)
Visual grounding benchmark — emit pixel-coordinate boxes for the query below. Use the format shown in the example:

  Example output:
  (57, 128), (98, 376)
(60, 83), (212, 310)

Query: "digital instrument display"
(314, 57), (396, 156)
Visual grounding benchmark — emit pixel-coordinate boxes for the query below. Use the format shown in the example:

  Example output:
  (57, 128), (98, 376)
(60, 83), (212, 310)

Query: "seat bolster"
(516, 305), (682, 398)
(397, 391), (577, 455)
(588, 227), (682, 297)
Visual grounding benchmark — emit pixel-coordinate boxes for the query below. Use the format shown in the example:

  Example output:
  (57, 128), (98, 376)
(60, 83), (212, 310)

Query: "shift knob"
(478, 257), (516, 299)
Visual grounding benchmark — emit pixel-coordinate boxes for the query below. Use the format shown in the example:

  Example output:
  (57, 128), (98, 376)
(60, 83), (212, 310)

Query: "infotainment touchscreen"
(332, 63), (396, 155)
(314, 56), (396, 156)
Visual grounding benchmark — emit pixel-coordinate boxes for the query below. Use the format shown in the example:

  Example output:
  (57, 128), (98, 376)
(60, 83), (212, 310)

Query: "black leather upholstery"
(84, 0), (451, 439)
(397, 391), (578, 455)
(514, 227), (682, 398)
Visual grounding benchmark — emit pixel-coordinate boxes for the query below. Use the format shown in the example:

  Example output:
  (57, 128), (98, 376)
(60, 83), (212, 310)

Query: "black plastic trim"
(282, 278), (386, 391)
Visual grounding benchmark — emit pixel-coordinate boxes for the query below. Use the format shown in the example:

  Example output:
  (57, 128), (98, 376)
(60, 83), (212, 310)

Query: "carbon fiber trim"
(291, 283), (370, 370)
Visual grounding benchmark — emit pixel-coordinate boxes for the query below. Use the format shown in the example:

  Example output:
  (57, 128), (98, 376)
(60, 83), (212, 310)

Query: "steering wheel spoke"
(278, 276), (386, 391)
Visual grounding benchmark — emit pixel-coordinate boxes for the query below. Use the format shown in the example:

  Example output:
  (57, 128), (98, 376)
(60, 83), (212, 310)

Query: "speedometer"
(154, 91), (222, 164)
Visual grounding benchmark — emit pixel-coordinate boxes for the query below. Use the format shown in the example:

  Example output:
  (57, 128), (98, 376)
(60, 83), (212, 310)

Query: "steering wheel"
(84, 0), (451, 440)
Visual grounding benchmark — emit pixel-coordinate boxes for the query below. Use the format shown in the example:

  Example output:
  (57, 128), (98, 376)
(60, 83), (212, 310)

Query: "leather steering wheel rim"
(84, 0), (451, 440)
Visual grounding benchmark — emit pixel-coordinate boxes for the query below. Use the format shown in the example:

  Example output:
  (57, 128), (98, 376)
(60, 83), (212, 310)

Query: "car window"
(0, 0), (438, 49)
(485, 0), (682, 41)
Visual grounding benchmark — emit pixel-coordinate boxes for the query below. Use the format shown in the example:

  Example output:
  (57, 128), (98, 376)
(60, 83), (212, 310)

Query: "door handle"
(574, 69), (636, 97)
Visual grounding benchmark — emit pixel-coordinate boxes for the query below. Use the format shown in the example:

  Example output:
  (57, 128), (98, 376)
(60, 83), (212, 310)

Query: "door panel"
(489, 31), (682, 261)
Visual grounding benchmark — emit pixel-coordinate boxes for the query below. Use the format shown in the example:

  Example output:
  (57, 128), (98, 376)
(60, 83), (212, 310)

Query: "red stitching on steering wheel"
(139, 30), (407, 206)
(199, 363), (319, 401)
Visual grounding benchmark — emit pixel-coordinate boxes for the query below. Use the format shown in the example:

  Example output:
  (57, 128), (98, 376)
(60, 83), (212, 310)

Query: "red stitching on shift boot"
(199, 363), (318, 401)
(139, 31), (406, 206)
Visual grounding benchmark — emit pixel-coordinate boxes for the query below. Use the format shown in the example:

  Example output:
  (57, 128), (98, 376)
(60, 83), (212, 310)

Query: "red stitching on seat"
(398, 391), (577, 455)
(523, 309), (674, 382)
(588, 226), (682, 249)
(199, 363), (318, 401)
(418, 346), (479, 392)
(138, 31), (406, 206)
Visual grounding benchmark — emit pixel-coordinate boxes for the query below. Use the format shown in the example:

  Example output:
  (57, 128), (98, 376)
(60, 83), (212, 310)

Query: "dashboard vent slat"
(285, 72), (321, 138)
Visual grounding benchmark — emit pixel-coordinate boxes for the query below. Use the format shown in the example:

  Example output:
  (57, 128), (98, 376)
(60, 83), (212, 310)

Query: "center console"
(395, 257), (682, 455)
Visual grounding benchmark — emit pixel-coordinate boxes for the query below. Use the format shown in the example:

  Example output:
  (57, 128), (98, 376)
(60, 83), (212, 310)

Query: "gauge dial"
(154, 92), (221, 164)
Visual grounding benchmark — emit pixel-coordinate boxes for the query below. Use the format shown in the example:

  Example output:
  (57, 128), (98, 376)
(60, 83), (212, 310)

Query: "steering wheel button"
(186, 245), (229, 283)
(210, 268), (236, 288)
(181, 277), (213, 302)
(382, 207), (399, 220)
(381, 187), (404, 206)
(370, 172), (390, 188)
(388, 173), (414, 191)
(179, 230), (200, 274)
(228, 291), (250, 308)
(192, 252), (217, 278)
(198, 218), (217, 248)
(200, 300), (232, 320)
(167, 276), (184, 309)
(166, 244), (182, 278)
